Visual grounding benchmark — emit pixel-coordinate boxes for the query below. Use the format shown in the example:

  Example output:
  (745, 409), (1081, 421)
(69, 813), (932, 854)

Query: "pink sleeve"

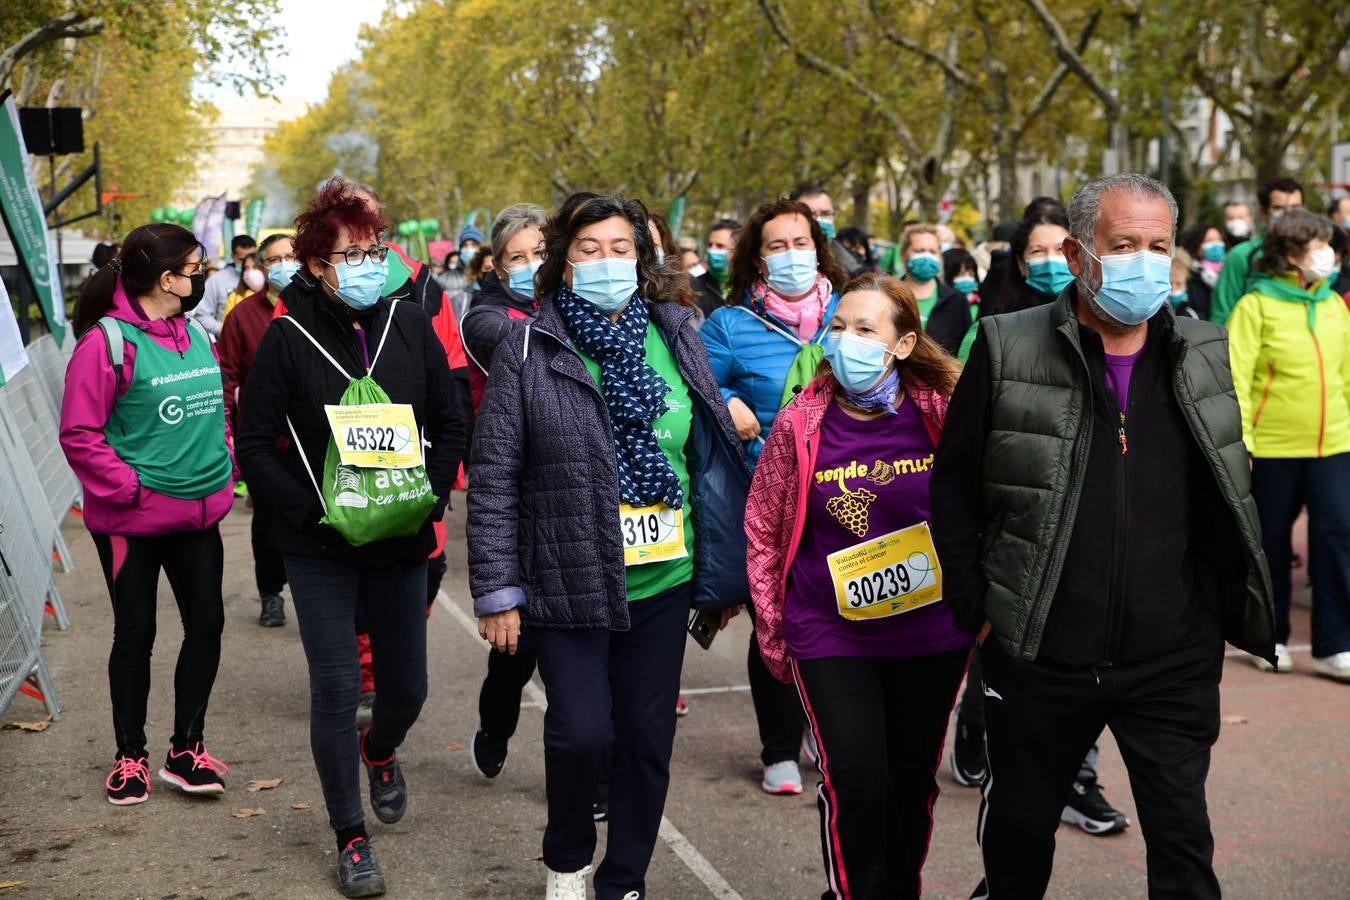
(744, 411), (799, 683)
(59, 329), (140, 509)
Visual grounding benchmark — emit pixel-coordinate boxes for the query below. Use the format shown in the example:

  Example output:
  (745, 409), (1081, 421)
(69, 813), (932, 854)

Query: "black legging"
(92, 528), (225, 758)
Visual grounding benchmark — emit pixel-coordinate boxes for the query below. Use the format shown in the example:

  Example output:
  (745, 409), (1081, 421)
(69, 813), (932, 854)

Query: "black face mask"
(170, 272), (207, 313)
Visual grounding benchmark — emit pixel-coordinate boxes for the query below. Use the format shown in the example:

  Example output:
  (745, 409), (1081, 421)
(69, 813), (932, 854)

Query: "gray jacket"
(467, 296), (750, 630)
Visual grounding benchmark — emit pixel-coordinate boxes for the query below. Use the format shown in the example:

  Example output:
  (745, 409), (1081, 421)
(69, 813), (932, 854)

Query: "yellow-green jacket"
(1227, 272), (1350, 458)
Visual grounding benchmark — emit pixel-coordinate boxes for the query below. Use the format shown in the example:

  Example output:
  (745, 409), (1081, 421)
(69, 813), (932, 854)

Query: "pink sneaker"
(158, 741), (228, 795)
(106, 755), (151, 805)
(675, 696), (690, 717)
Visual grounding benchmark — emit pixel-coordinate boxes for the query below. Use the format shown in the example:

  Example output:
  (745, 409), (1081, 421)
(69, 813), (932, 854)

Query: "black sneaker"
(106, 755), (151, 806)
(470, 727), (508, 779)
(159, 741), (228, 795)
(360, 734), (407, 824)
(950, 718), (987, 787)
(1061, 777), (1129, 835)
(355, 692), (375, 729)
(338, 837), (386, 898)
(259, 593), (285, 627)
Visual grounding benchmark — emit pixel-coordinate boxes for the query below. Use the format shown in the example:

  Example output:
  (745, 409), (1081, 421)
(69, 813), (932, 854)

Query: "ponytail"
(72, 223), (203, 336)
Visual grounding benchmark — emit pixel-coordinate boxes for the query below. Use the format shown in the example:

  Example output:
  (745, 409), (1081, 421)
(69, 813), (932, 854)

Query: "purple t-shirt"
(1103, 348), (1144, 417)
(784, 400), (970, 661)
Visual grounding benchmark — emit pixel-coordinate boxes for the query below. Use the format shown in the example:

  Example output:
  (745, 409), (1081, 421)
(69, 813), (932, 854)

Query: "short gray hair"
(491, 203), (548, 260)
(1068, 174), (1178, 249)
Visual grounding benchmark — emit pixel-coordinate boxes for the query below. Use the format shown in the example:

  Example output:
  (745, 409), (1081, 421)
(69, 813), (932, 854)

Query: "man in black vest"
(932, 173), (1275, 899)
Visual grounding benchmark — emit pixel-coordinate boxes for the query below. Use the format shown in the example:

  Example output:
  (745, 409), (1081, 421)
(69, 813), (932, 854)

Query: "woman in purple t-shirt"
(746, 272), (971, 899)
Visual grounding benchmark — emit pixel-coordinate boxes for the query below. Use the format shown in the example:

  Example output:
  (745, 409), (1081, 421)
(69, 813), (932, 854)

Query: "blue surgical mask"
(506, 260), (542, 298)
(818, 218), (837, 241)
(568, 257), (638, 313)
(322, 256), (387, 310)
(1025, 257), (1074, 297)
(762, 248), (819, 296)
(1169, 291), (1188, 308)
(1201, 241), (1226, 263)
(822, 331), (896, 393)
(460, 245), (477, 266)
(707, 248), (730, 273)
(905, 253), (941, 282)
(953, 276), (978, 297)
(1081, 247), (1172, 325)
(267, 260), (300, 294)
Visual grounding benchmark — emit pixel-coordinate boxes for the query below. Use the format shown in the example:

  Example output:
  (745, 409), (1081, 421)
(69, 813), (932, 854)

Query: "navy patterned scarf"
(554, 285), (684, 508)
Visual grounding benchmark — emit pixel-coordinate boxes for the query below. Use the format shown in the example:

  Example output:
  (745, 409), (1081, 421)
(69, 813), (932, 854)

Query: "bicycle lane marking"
(436, 590), (745, 900)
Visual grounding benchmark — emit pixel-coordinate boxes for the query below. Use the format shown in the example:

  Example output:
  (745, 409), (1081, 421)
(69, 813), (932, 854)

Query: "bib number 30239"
(826, 521), (943, 621)
(619, 503), (687, 567)
(324, 403), (424, 469)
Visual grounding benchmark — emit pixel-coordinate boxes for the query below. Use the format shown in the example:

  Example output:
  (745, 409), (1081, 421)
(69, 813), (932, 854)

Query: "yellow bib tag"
(619, 503), (687, 567)
(324, 403), (424, 469)
(827, 521), (943, 621)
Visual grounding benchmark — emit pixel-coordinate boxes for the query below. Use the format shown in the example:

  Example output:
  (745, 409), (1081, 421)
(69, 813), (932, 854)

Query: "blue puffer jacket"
(699, 293), (841, 467)
(467, 296), (751, 630)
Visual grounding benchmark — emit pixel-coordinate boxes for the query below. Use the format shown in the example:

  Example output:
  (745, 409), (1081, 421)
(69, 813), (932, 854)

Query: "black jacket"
(691, 271), (727, 320)
(467, 296), (750, 629)
(926, 282), (973, 356)
(237, 275), (466, 567)
(932, 305), (1247, 666)
(1184, 269), (1215, 321)
(460, 270), (537, 372)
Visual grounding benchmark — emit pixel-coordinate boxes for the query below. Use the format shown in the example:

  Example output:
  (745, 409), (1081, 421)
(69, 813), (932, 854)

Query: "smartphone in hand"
(687, 608), (721, 650)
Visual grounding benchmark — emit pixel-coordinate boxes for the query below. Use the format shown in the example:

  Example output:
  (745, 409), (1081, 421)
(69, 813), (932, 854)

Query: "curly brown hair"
(1255, 209), (1335, 277)
(728, 198), (847, 304)
(536, 193), (683, 305)
(821, 272), (963, 397)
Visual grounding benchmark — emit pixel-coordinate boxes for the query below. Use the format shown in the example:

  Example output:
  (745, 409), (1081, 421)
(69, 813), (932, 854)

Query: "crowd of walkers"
(55, 170), (1350, 899)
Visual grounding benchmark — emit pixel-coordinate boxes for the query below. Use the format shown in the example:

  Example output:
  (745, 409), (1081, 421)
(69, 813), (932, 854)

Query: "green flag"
(0, 92), (67, 346)
(245, 198), (264, 239)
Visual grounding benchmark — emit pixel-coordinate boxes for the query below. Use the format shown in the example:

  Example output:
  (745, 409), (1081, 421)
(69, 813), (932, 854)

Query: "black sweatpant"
(286, 554), (429, 834)
(92, 528), (225, 758)
(795, 648), (969, 900)
(746, 603), (806, 766)
(973, 636), (1224, 900)
(532, 583), (691, 900)
(249, 497), (287, 596)
(479, 630), (538, 740)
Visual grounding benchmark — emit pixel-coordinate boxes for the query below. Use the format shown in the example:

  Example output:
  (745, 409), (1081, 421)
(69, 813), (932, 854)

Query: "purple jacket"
(59, 280), (235, 536)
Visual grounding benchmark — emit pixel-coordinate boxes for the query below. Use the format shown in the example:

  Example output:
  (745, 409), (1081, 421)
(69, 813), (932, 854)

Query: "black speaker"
(225, 200), (241, 220)
(17, 107), (84, 155)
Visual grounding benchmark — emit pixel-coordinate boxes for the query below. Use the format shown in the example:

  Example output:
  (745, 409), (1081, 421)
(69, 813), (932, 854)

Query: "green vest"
(977, 292), (1274, 661)
(105, 319), (233, 500)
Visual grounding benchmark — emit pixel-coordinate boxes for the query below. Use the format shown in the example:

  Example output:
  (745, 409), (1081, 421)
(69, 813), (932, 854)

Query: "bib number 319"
(619, 503), (687, 567)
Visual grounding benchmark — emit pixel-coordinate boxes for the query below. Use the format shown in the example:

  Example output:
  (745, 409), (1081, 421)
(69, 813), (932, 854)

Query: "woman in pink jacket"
(59, 223), (235, 806)
(745, 272), (970, 899)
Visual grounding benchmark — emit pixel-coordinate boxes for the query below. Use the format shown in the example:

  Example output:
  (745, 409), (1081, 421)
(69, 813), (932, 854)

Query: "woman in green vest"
(60, 223), (236, 807)
(1228, 209), (1350, 682)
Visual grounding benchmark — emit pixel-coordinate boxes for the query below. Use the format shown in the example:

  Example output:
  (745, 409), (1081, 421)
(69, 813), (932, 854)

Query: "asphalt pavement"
(1, 497), (1346, 898)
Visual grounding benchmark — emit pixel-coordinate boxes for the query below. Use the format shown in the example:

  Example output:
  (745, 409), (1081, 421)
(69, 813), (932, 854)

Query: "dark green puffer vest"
(978, 291), (1275, 661)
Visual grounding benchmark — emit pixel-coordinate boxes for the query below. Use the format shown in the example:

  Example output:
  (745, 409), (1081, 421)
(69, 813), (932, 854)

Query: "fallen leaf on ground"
(291, 802), (312, 810)
(230, 808), (266, 818)
(246, 777), (284, 792)
(532, 853), (544, 861)
(2, 717), (52, 733)
(447, 742), (465, 751)
(1221, 714), (1249, 725)
(0, 881), (24, 891)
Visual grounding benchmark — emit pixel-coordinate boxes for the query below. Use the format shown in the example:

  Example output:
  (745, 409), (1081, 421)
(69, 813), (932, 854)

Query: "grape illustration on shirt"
(826, 487), (878, 537)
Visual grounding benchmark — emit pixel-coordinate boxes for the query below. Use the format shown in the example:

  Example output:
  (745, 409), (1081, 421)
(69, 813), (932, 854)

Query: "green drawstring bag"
(282, 304), (437, 547)
(779, 342), (824, 409)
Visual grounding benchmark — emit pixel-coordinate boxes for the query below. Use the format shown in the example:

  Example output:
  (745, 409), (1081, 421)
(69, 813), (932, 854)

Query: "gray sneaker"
(259, 593), (285, 627)
(761, 760), (803, 795)
(361, 738), (407, 824)
(338, 837), (386, 897)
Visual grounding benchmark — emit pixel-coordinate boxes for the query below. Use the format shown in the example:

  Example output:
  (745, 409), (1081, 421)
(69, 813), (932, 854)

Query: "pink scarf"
(751, 273), (832, 340)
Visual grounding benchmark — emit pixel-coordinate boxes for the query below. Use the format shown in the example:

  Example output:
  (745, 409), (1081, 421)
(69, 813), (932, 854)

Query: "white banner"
(0, 276), (29, 385)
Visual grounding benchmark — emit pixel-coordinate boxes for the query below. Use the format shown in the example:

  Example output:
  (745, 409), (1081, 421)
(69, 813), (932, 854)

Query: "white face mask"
(243, 268), (265, 292)
(1301, 245), (1337, 283)
(1226, 218), (1251, 239)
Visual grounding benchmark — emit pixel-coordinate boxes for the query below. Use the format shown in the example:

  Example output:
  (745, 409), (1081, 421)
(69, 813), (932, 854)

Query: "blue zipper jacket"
(698, 292), (841, 467)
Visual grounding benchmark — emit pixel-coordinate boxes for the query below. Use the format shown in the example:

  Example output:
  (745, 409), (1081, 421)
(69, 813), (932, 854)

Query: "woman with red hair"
(237, 178), (466, 897)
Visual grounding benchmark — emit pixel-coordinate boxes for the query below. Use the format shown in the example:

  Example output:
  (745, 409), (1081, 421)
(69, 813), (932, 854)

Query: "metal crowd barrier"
(0, 361), (78, 573)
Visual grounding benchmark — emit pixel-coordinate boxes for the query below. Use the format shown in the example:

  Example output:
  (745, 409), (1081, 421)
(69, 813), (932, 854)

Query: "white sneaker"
(1250, 643), (1293, 673)
(545, 864), (591, 900)
(622, 893), (641, 900)
(761, 760), (803, 795)
(1311, 651), (1350, 682)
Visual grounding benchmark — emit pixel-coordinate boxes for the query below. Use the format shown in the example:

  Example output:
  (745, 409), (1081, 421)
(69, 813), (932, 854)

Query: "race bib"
(620, 503), (688, 567)
(324, 403), (424, 469)
(827, 521), (943, 621)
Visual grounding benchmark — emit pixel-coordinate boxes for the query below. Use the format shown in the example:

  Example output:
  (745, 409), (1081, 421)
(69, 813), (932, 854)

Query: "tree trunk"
(995, 141), (1019, 223)
(850, 165), (874, 232)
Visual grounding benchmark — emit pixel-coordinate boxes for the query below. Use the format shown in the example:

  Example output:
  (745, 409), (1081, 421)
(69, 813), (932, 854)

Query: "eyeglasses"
(325, 245), (389, 267)
(180, 259), (206, 276)
(263, 253), (297, 266)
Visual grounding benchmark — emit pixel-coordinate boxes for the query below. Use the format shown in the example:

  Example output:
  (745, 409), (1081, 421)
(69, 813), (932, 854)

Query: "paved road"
(1, 498), (1346, 898)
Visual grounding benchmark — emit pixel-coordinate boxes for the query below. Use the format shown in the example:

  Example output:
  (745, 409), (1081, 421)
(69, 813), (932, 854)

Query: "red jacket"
(218, 288), (277, 429)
